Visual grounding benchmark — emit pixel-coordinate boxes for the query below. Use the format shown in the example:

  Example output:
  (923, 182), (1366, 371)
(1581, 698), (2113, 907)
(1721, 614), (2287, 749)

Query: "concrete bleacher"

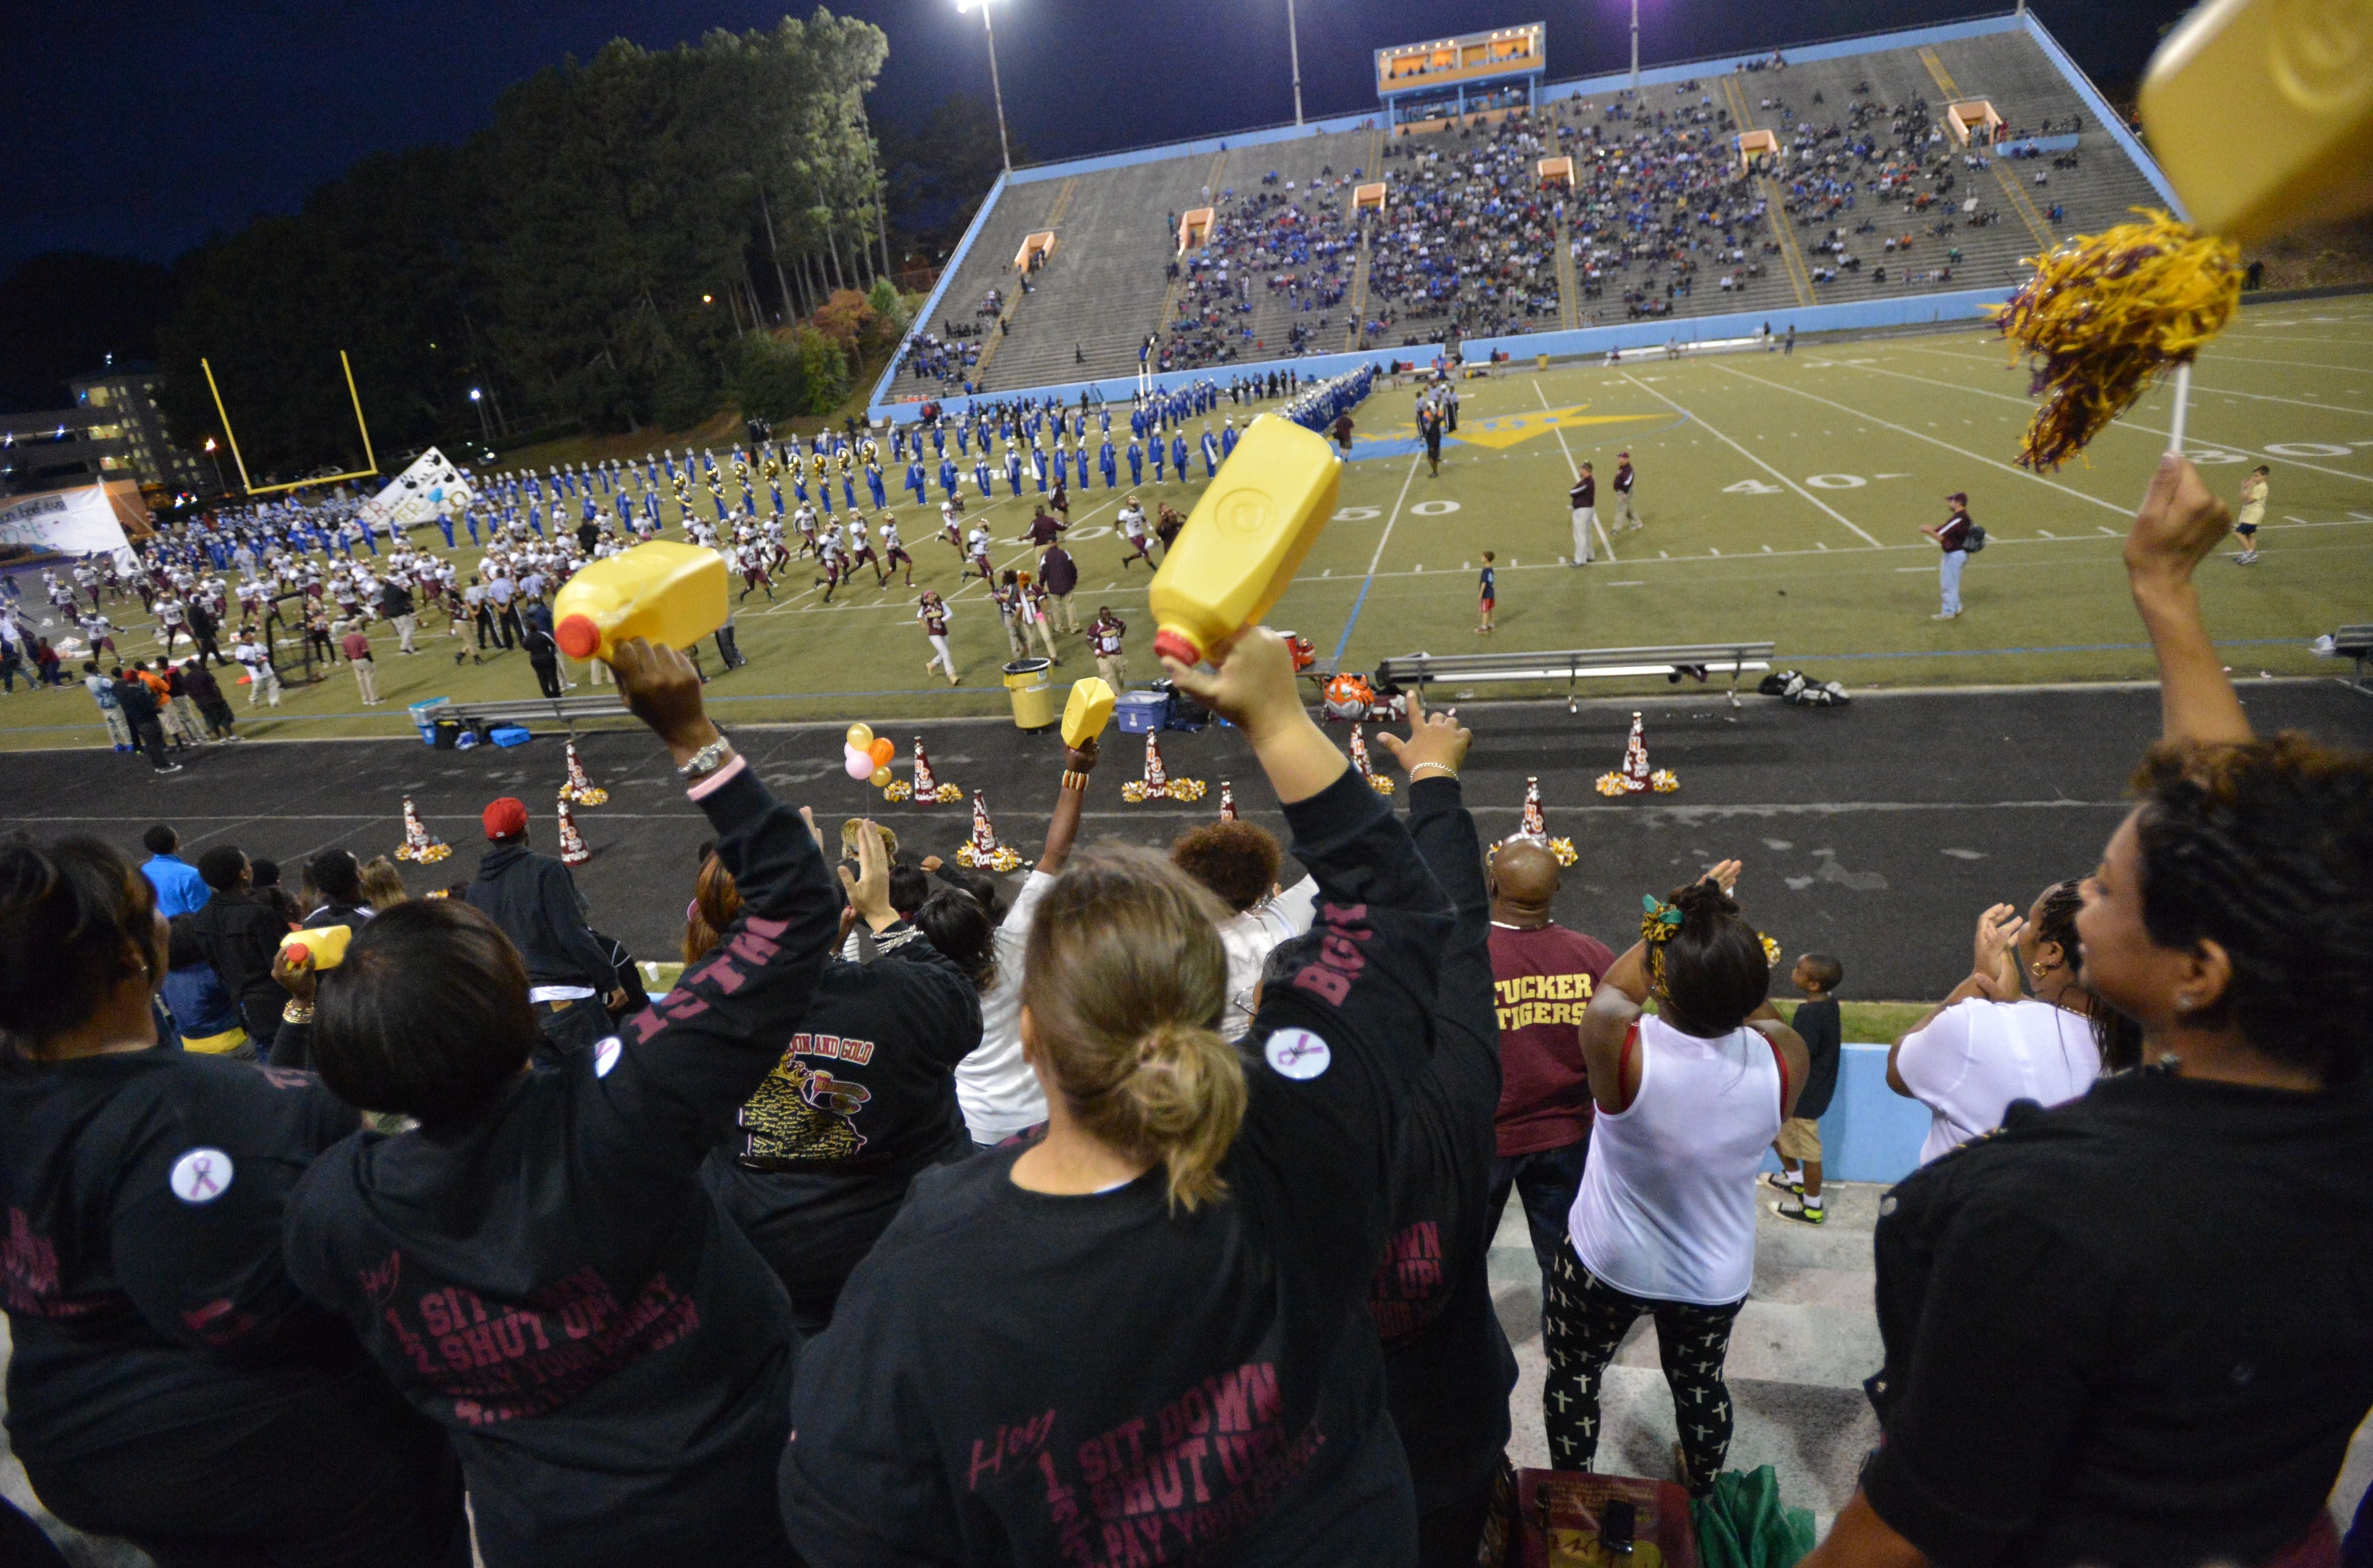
(877, 13), (2178, 410)
(1161, 128), (1376, 371)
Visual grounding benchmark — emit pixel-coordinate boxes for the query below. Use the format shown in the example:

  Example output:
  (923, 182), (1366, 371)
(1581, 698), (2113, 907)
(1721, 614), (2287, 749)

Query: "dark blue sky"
(3, 0), (2187, 275)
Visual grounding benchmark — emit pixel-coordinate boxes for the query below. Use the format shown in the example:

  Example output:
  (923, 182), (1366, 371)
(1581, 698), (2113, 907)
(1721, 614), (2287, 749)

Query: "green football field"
(6, 305), (2372, 750)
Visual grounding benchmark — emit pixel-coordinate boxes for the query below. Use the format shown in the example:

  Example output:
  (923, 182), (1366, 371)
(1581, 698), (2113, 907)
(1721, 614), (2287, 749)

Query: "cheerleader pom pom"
(1994, 210), (2242, 471)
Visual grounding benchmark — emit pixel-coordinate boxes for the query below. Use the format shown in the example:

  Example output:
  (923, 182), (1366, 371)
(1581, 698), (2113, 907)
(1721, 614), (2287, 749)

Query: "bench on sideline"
(2320, 625), (2373, 696)
(443, 693), (622, 739)
(1373, 641), (1776, 711)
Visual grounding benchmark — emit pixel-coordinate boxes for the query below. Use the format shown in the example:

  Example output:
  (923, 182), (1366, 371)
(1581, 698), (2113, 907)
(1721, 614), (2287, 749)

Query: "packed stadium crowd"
(5, 453), (2373, 1568)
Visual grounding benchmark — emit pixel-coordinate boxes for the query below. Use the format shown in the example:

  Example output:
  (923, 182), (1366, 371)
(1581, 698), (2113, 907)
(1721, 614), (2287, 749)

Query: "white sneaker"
(1931, 610), (1959, 620)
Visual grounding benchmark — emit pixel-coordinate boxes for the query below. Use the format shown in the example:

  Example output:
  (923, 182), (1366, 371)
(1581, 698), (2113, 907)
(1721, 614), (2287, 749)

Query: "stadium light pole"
(1287, 0), (1304, 126)
(1630, 0), (1640, 94)
(955, 0), (1013, 173)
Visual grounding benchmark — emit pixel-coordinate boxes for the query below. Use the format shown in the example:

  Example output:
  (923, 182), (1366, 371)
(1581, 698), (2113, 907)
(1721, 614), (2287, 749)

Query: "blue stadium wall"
(869, 10), (2180, 422)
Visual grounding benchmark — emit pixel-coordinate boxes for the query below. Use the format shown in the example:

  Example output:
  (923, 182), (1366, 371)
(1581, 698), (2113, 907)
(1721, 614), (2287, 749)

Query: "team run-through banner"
(0, 483), (137, 569)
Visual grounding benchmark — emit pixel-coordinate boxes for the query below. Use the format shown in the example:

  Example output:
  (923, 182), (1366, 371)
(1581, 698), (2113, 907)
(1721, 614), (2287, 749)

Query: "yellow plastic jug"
(1147, 415), (1339, 667)
(552, 542), (729, 661)
(280, 925), (353, 971)
(1061, 677), (1117, 747)
(2140, 0), (2373, 244)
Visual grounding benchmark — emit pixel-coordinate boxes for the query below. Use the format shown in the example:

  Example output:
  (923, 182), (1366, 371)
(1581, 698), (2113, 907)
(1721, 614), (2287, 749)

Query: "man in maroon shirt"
(1486, 839), (1614, 1312)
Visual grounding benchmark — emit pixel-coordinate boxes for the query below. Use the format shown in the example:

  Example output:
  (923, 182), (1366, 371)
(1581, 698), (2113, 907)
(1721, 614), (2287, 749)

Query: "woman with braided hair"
(1541, 863), (1808, 1495)
(1805, 458), (2373, 1566)
(1886, 879), (2123, 1165)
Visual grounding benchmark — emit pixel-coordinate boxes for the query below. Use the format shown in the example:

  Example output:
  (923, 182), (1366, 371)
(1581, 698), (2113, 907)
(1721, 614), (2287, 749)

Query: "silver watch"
(677, 736), (734, 780)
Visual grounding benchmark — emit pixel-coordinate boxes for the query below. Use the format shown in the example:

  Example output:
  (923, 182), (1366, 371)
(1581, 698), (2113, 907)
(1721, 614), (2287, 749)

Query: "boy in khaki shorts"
(2232, 465), (2268, 566)
(1770, 952), (1843, 1224)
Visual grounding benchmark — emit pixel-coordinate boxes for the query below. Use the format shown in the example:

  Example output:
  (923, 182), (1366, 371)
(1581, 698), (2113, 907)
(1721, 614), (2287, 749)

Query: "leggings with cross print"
(1541, 1233), (1746, 1496)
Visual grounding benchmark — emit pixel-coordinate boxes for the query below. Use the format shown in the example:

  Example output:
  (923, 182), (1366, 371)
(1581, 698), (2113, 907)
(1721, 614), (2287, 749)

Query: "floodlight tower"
(1630, 0), (1641, 94)
(955, 0), (1014, 172)
(1287, 0), (1305, 126)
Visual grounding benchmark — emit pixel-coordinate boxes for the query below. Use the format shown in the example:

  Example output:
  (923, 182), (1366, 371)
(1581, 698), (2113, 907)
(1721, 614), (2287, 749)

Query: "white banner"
(0, 483), (135, 569)
(357, 447), (474, 533)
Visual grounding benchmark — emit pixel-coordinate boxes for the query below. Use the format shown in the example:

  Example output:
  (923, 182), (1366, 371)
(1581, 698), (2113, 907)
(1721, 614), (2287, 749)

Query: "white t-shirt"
(1215, 876), (1318, 1040)
(1896, 997), (2102, 1165)
(955, 869), (1055, 1143)
(1569, 1013), (1784, 1307)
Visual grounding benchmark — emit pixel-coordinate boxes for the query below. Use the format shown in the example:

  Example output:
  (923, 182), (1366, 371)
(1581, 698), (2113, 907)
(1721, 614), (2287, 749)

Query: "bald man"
(1486, 839), (1614, 1340)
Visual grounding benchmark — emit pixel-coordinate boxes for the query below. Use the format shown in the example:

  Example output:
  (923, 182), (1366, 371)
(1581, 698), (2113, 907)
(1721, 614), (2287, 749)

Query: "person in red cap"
(1921, 492), (1977, 620)
(462, 793), (624, 1061)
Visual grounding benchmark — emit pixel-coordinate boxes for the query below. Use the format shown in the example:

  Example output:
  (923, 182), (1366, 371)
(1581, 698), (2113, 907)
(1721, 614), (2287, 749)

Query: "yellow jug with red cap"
(552, 542), (728, 662)
(1147, 416), (1339, 668)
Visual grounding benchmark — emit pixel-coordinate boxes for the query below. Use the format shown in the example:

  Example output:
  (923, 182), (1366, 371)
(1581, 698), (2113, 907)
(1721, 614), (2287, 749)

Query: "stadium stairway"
(1491, 1181), (1885, 1526)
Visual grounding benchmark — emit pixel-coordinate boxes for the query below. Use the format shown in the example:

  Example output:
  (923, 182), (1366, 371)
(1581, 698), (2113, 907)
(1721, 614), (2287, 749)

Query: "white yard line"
(1712, 362), (2131, 516)
(1618, 372), (1884, 547)
(1899, 343), (2373, 418)
(1532, 377), (1616, 561)
(1842, 357), (2373, 488)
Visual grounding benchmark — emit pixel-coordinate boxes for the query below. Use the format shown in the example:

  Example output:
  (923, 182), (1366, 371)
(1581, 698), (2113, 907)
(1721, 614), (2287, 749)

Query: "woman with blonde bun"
(781, 627), (1464, 1568)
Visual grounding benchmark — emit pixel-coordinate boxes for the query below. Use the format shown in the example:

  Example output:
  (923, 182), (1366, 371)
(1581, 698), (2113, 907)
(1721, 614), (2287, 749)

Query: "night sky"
(5, 0), (2192, 275)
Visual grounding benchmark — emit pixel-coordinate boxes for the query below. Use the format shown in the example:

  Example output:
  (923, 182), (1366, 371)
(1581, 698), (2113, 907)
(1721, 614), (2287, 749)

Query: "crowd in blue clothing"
(1160, 176), (1360, 371)
(1282, 363), (1378, 438)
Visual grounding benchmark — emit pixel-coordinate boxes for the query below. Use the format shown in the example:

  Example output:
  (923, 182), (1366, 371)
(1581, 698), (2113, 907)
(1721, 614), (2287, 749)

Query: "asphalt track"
(8, 679), (2368, 1000)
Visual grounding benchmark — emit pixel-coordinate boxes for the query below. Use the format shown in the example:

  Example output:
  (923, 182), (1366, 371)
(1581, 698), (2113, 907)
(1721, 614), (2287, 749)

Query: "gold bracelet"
(1061, 770), (1090, 792)
(1408, 762), (1459, 782)
(282, 1001), (316, 1025)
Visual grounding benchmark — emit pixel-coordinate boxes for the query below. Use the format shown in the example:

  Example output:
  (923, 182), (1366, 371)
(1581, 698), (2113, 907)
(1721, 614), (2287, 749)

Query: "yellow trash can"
(1003, 659), (1055, 730)
(1536, 352), (1550, 369)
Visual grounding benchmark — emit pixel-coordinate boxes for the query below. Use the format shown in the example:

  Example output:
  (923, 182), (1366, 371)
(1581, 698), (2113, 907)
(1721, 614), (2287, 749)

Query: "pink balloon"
(844, 746), (875, 780)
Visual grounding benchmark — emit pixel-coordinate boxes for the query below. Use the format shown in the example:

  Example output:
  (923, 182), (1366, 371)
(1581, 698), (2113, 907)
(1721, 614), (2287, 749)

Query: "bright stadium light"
(954, 0), (1014, 173)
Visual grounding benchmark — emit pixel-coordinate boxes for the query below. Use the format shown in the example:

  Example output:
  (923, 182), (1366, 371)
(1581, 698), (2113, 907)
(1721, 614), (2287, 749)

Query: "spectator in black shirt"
(112, 666), (176, 773)
(185, 596), (223, 668)
(1807, 455), (2373, 1568)
(1769, 951), (1842, 1223)
(697, 821), (984, 1332)
(464, 795), (621, 1063)
(176, 844), (291, 1051)
(300, 848), (376, 933)
(1364, 715), (1520, 1568)
(276, 638), (840, 1568)
(0, 834), (468, 1568)
(780, 627), (1457, 1568)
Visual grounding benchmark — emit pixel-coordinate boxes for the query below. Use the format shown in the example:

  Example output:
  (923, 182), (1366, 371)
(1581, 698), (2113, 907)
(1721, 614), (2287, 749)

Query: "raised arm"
(586, 641), (841, 1166)
(2126, 453), (2251, 746)
(1389, 700), (1490, 1063)
(1035, 737), (1100, 874)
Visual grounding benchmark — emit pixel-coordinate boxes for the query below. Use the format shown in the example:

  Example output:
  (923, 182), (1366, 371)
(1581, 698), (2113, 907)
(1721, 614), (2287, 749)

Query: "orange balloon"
(869, 737), (895, 767)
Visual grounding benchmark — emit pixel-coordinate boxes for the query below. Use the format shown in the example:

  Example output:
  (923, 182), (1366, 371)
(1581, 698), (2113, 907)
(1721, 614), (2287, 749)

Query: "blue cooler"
(1114, 690), (1170, 733)
(489, 725), (532, 748)
(408, 697), (451, 745)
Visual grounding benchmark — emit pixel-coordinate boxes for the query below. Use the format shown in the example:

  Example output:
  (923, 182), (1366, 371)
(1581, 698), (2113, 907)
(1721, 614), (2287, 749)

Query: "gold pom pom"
(882, 780), (912, 803)
(1595, 772), (1628, 797)
(1994, 210), (2242, 471)
(1650, 770), (1680, 793)
(1549, 837), (1578, 867)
